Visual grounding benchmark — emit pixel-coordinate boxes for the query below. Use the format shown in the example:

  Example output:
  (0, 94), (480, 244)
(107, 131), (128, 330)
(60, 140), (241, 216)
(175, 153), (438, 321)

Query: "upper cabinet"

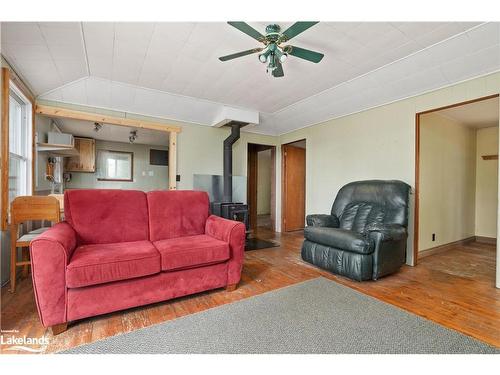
(65, 137), (96, 172)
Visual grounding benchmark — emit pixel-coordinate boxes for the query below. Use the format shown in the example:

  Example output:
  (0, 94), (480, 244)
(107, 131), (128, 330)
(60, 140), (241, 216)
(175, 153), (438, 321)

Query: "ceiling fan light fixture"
(219, 22), (323, 78)
(258, 47), (271, 63)
(274, 47), (287, 64)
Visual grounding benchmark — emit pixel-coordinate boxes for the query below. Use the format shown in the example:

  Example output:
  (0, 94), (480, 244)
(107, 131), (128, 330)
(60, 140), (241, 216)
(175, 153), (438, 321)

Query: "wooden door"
(247, 144), (258, 231)
(282, 144), (305, 231)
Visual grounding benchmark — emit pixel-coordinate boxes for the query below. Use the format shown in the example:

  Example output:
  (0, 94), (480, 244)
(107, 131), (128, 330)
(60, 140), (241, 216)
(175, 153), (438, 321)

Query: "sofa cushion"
(147, 191), (210, 241)
(304, 227), (373, 254)
(153, 234), (230, 271)
(66, 241), (160, 288)
(65, 189), (149, 245)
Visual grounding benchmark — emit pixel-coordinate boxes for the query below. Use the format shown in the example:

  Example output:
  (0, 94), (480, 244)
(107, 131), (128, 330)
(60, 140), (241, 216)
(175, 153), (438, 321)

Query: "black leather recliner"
(301, 180), (411, 281)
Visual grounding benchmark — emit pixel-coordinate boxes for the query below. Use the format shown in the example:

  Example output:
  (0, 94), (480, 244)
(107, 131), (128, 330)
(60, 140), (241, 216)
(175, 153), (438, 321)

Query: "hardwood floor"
(1, 229), (499, 354)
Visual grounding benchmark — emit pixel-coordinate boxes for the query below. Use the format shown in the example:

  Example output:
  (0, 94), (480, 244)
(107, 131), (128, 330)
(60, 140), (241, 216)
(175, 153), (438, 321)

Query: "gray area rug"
(63, 277), (498, 354)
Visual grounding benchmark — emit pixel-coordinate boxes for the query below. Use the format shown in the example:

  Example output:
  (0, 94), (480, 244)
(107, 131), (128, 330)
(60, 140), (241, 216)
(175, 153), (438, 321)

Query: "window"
(8, 84), (32, 203)
(97, 150), (133, 181)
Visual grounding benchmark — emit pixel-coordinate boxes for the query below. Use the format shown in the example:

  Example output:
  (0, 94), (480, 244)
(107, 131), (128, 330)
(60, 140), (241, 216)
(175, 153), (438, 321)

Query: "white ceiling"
(53, 117), (169, 146)
(2, 22), (499, 135)
(435, 97), (499, 128)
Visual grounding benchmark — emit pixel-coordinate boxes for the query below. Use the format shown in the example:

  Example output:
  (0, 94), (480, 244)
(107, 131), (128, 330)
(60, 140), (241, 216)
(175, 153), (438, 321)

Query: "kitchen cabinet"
(65, 137), (96, 172)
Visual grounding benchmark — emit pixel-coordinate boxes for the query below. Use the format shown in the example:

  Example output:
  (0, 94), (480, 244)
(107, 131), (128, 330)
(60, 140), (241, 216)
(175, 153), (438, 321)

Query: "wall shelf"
(37, 143), (79, 156)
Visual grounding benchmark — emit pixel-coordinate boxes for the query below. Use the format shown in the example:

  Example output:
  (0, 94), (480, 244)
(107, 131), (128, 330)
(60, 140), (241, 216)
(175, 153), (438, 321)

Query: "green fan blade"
(272, 59), (284, 78)
(227, 22), (265, 42)
(285, 45), (324, 63)
(280, 22), (319, 42)
(219, 48), (263, 62)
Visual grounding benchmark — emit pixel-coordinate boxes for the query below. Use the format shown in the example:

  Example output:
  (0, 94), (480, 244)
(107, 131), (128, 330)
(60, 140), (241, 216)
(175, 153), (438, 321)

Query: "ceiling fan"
(218, 22), (324, 78)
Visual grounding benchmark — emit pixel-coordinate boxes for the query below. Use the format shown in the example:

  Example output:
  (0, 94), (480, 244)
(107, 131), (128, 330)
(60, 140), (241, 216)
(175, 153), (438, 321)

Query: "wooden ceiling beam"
(35, 104), (182, 134)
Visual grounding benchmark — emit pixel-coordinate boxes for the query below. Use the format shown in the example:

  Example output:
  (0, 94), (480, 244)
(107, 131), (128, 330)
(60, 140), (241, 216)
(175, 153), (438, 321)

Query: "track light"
(129, 130), (138, 143)
(93, 122), (102, 132)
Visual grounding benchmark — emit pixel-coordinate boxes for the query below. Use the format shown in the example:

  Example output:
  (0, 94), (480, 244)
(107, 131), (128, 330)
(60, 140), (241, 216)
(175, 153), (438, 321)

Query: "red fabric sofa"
(30, 189), (245, 333)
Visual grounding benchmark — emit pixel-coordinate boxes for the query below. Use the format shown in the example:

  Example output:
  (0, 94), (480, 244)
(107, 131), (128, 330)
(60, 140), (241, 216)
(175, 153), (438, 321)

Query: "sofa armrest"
(306, 214), (339, 228)
(365, 223), (407, 241)
(205, 215), (246, 285)
(30, 222), (77, 327)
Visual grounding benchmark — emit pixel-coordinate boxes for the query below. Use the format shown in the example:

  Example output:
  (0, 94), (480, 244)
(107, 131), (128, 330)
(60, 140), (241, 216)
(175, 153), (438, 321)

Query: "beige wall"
(65, 140), (169, 191)
(418, 113), (477, 251)
(174, 120), (277, 193)
(0, 47), (8, 285)
(34, 115), (53, 192)
(278, 72), (500, 265)
(257, 149), (272, 215)
(497, 99), (500, 289)
(476, 126), (499, 238)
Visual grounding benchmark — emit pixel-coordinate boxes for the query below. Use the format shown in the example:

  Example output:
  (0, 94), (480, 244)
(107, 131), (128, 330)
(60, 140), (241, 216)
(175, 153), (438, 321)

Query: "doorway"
(247, 143), (276, 234)
(281, 139), (306, 232)
(414, 94), (499, 286)
(35, 115), (172, 194)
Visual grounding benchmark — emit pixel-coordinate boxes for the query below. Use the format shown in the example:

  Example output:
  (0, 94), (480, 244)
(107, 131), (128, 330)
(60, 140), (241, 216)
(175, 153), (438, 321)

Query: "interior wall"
(278, 71), (500, 265)
(34, 72), (500, 267)
(0, 54), (36, 286)
(257, 149), (272, 215)
(476, 126), (499, 238)
(176, 122), (278, 196)
(418, 113), (477, 251)
(65, 140), (169, 191)
(34, 99), (279, 204)
(0, 50), (8, 285)
(497, 99), (500, 289)
(34, 115), (53, 192)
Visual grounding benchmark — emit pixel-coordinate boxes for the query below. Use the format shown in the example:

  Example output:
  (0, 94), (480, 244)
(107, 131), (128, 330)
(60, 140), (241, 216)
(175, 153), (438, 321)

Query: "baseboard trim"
(475, 236), (497, 245)
(419, 236), (476, 258)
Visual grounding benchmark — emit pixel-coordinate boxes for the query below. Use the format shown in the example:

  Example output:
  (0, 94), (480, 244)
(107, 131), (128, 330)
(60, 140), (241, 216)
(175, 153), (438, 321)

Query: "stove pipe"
(223, 122), (245, 202)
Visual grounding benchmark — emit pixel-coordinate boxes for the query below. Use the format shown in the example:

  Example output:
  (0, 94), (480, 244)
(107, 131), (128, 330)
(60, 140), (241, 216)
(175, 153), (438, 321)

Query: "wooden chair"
(49, 193), (65, 218)
(10, 196), (61, 293)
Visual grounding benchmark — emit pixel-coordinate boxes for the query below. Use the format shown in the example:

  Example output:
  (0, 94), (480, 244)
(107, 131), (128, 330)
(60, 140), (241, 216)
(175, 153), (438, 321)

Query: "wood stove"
(211, 202), (249, 228)
(211, 121), (249, 231)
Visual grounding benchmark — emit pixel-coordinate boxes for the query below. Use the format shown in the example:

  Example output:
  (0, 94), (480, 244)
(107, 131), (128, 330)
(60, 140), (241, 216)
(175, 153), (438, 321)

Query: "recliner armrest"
(365, 223), (407, 241)
(306, 214), (339, 228)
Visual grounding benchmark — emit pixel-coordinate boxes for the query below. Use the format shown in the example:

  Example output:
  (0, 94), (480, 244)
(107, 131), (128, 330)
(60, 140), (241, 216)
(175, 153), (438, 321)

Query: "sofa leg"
(225, 283), (238, 292)
(50, 323), (68, 335)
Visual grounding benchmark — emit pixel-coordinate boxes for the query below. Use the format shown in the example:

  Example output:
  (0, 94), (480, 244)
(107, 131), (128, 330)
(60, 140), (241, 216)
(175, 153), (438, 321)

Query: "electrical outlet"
(432, 233), (436, 241)
(148, 171), (154, 177)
